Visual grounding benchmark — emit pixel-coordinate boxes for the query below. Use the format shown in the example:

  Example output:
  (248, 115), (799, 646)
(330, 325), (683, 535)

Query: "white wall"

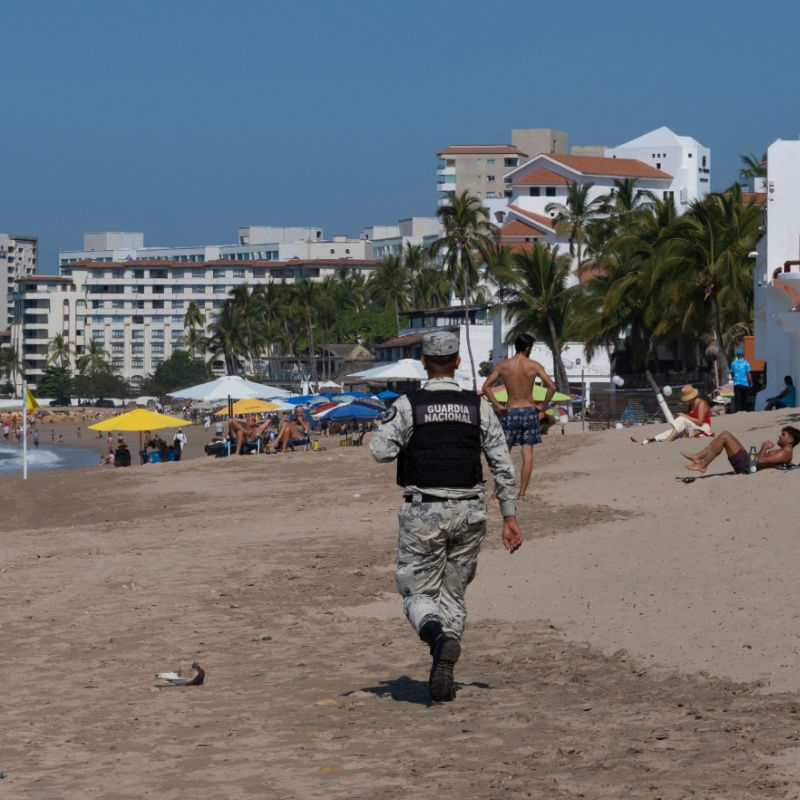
(754, 139), (800, 407)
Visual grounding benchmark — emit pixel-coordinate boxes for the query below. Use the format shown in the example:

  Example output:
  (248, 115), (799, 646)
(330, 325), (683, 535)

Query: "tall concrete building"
(510, 128), (568, 158)
(0, 234), (38, 331)
(436, 145), (527, 206)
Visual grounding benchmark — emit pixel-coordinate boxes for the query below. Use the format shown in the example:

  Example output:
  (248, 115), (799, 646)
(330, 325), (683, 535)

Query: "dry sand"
(3, 409), (800, 798)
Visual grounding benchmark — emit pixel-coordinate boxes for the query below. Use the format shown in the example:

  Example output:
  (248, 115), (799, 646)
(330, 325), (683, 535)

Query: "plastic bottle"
(748, 446), (758, 474)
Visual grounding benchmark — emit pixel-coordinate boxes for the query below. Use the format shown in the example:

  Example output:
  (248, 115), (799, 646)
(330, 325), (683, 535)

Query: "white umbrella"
(167, 375), (290, 401)
(318, 380), (342, 390)
(348, 359), (472, 387)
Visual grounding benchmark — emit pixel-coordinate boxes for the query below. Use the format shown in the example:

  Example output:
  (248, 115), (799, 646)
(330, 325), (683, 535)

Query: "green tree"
(654, 185), (761, 377)
(500, 243), (575, 392)
(545, 182), (606, 267)
(183, 299), (206, 331)
(430, 191), (496, 389)
(402, 242), (428, 309)
(368, 255), (410, 333)
(293, 280), (320, 385)
(47, 333), (73, 370)
(739, 152), (767, 180)
(206, 299), (246, 375)
(140, 351), (209, 396)
(0, 346), (25, 392)
(412, 267), (451, 310)
(35, 365), (72, 402)
(76, 339), (111, 375)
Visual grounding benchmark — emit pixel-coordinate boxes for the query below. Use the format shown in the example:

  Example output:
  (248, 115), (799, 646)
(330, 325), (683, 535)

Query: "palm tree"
(47, 333), (72, 370)
(183, 300), (206, 331)
(430, 191), (496, 389)
(206, 299), (245, 374)
(402, 242), (428, 309)
(0, 345), (25, 392)
(545, 182), (606, 267)
(500, 243), (575, 392)
(653, 185), (761, 378)
(293, 280), (320, 385)
(412, 267), (451, 310)
(739, 152), (767, 180)
(368, 255), (410, 333)
(76, 339), (111, 375)
(479, 240), (515, 295)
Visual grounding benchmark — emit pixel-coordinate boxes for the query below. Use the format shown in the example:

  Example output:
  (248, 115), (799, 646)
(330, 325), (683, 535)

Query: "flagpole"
(22, 378), (28, 481)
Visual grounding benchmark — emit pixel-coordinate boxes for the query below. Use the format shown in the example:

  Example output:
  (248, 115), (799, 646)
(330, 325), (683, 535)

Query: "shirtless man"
(230, 414), (270, 455)
(481, 333), (557, 500)
(273, 407), (311, 453)
(682, 426), (800, 474)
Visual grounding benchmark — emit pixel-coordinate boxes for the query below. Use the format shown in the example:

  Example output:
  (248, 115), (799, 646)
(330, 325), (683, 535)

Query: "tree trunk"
(394, 299), (401, 336)
(710, 294), (729, 379)
(307, 313), (318, 386)
(460, 251), (477, 391)
(547, 314), (569, 393)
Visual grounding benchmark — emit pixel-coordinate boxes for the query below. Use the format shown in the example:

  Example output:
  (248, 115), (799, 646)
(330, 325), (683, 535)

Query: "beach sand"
(2, 409), (800, 798)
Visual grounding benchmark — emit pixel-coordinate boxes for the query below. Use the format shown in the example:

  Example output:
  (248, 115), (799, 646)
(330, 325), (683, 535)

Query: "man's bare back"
(482, 353), (556, 414)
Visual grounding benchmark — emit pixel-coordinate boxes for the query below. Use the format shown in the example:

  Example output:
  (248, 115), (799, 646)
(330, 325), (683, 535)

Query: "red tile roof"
(62, 258), (379, 270)
(547, 153), (672, 179)
(507, 205), (555, 230)
(500, 220), (549, 237)
(438, 145), (527, 157)
(510, 168), (571, 186)
(741, 192), (767, 204)
(19, 275), (73, 282)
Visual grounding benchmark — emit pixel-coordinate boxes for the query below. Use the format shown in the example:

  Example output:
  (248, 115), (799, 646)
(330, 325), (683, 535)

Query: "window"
(486, 158), (495, 165)
(112, 315), (124, 323)
(151, 329), (164, 340)
(702, 155), (707, 167)
(112, 299), (124, 309)
(688, 153), (692, 158)
(504, 158), (518, 167)
(152, 300), (164, 309)
(663, 190), (674, 200)
(529, 187), (541, 197)
(191, 268), (205, 278)
(213, 285), (226, 293)
(171, 300), (184, 309)
(112, 358), (124, 369)
(172, 285), (184, 293)
(656, 163), (661, 170)
(192, 285), (205, 293)
(475, 176), (482, 182)
(487, 175), (496, 182)
(112, 343), (124, 353)
(132, 357), (144, 369)
(112, 330), (124, 340)
(345, 248), (350, 254)
(135, 300), (145, 309)
(172, 315), (184, 324)
(132, 330), (144, 340)
(152, 315), (164, 323)
(151, 343), (164, 354)
(132, 343), (144, 354)
(545, 187), (556, 197)
(486, 192), (496, 198)
(475, 158), (482, 165)
(132, 315), (144, 324)
(232, 268), (245, 278)
(172, 328), (184, 339)
(212, 268), (226, 278)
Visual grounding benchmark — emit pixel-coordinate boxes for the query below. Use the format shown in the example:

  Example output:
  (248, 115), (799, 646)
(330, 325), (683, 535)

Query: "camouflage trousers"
(395, 497), (488, 641)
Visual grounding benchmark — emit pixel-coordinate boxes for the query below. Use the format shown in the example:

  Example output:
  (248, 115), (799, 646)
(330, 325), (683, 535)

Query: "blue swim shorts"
(502, 406), (542, 447)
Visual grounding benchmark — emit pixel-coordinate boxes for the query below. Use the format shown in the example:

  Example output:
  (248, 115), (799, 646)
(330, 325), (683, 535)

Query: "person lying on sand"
(682, 426), (800, 474)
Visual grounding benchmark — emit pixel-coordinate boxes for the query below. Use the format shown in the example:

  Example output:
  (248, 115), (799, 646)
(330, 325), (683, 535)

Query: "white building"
(364, 217), (444, 260)
(753, 139), (800, 408)
(59, 227), (372, 266)
(606, 126), (711, 208)
(0, 233), (38, 331)
(11, 256), (380, 391)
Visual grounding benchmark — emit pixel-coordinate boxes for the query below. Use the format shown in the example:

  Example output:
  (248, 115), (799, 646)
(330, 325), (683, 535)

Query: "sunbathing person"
(273, 407), (311, 453)
(230, 414), (270, 455)
(765, 375), (796, 411)
(632, 385), (711, 444)
(682, 426), (800, 474)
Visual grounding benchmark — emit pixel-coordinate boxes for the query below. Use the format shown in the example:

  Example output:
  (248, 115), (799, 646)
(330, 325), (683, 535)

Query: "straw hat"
(680, 385), (699, 403)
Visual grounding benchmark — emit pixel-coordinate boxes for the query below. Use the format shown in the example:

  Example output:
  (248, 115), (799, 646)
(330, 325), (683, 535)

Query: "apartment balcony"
(436, 166), (456, 178)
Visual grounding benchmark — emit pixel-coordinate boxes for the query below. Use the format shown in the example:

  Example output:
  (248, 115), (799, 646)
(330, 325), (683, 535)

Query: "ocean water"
(0, 443), (100, 475)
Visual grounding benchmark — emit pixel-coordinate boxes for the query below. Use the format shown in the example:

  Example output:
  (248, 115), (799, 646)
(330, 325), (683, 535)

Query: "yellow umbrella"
(214, 398), (283, 416)
(89, 408), (192, 459)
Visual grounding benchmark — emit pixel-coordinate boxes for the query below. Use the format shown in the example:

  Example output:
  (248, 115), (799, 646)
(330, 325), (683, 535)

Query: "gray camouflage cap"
(422, 331), (459, 356)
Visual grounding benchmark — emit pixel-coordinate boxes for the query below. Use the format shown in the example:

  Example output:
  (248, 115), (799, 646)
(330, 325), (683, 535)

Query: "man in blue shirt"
(730, 347), (752, 413)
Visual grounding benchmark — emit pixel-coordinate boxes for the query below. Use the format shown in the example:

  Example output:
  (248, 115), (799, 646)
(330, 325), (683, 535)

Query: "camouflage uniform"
(370, 376), (517, 640)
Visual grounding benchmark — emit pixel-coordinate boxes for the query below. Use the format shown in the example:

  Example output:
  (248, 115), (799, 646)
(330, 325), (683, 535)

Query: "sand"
(2, 409), (800, 798)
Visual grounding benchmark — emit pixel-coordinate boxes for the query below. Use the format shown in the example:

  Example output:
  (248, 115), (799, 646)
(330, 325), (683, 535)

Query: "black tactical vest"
(396, 389), (482, 488)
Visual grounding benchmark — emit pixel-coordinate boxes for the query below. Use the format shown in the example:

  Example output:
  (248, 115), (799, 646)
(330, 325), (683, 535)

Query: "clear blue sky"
(2, 0), (797, 272)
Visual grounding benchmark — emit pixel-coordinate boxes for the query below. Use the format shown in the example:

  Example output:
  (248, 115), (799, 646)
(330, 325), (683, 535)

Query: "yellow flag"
(25, 387), (40, 412)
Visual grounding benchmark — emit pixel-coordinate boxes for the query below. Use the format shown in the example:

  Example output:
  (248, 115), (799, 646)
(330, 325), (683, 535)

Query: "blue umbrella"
(285, 394), (325, 406)
(377, 390), (399, 400)
(318, 404), (380, 421)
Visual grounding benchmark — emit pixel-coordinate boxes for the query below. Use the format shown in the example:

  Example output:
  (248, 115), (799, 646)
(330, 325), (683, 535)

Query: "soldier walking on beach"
(369, 331), (523, 703)
(481, 333), (556, 500)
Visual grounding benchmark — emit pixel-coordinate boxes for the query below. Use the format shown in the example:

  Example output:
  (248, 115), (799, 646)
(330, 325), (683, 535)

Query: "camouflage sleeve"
(480, 399), (517, 517)
(369, 396), (413, 463)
